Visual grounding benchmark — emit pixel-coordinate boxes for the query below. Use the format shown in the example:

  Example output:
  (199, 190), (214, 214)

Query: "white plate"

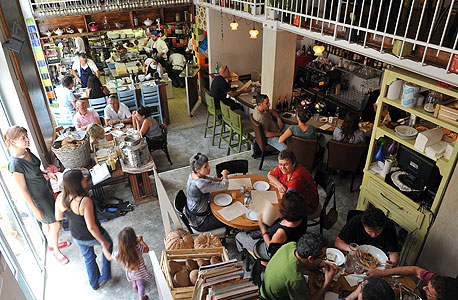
(117, 86), (127, 91)
(358, 245), (388, 270)
(253, 181), (270, 191)
(325, 248), (345, 266)
(246, 210), (258, 221)
(319, 117), (328, 122)
(395, 125), (418, 139)
(114, 123), (125, 129)
(213, 194), (232, 206)
(104, 126), (112, 132)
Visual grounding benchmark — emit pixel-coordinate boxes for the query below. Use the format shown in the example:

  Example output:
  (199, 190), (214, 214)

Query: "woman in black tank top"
(235, 191), (308, 260)
(55, 170), (113, 290)
(86, 75), (110, 99)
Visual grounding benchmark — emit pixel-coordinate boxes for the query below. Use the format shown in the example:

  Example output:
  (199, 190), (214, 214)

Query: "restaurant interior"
(0, 0), (458, 300)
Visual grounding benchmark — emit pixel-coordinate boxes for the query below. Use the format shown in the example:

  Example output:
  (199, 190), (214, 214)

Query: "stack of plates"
(395, 125), (418, 139)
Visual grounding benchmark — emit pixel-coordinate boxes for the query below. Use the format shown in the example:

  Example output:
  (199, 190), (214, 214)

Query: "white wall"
(207, 9), (263, 77)
(0, 253), (27, 300)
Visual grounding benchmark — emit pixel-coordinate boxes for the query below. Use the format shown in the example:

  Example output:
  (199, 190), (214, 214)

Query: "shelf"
(337, 67), (381, 80)
(383, 97), (458, 132)
(376, 125), (450, 175)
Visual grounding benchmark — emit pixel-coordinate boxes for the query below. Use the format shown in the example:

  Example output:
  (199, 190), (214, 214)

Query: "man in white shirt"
(71, 53), (100, 88)
(74, 36), (85, 54)
(146, 31), (168, 67)
(142, 58), (163, 79)
(168, 48), (186, 88)
(104, 94), (132, 126)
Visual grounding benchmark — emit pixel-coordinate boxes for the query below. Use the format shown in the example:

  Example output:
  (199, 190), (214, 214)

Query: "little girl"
(104, 227), (151, 300)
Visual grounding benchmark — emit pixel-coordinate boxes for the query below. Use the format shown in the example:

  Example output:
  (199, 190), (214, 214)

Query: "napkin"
(319, 124), (332, 130)
(324, 292), (339, 300)
(218, 202), (248, 222)
(228, 178), (253, 190)
(251, 190), (278, 204)
(344, 274), (366, 287)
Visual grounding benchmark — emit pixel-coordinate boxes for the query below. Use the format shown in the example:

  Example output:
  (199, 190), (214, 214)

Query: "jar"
(424, 91), (442, 113)
(345, 243), (359, 273)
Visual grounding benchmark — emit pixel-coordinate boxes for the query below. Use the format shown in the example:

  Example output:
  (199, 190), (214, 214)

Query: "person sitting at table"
(186, 153), (229, 232)
(210, 65), (247, 111)
(104, 94), (132, 126)
(278, 108), (316, 144)
(73, 100), (101, 131)
(235, 191), (308, 260)
(332, 111), (365, 144)
(253, 94), (286, 152)
(85, 75), (110, 99)
(335, 207), (400, 268)
(132, 106), (164, 151)
(56, 75), (79, 116)
(366, 266), (458, 300)
(268, 149), (319, 217)
(261, 232), (337, 300)
(72, 53), (100, 88)
(142, 57), (163, 80)
(339, 277), (395, 300)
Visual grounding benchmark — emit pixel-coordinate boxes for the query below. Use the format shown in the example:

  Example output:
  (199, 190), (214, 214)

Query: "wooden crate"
(94, 140), (117, 164)
(160, 247), (229, 300)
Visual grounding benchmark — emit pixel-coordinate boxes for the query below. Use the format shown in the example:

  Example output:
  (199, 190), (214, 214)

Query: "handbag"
(322, 192), (338, 230)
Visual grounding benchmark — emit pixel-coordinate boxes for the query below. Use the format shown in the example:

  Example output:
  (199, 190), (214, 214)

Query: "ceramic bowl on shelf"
(395, 125), (418, 139)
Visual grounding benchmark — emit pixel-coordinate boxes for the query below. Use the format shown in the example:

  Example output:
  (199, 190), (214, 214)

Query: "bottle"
(114, 77), (118, 89)
(215, 61), (220, 74)
(335, 106), (340, 120)
(283, 96), (288, 112)
(302, 45), (306, 53)
(307, 46), (312, 55)
(291, 96), (296, 109)
(276, 96), (282, 112)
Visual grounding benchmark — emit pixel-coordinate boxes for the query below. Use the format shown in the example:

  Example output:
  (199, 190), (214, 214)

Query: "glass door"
(0, 97), (45, 300)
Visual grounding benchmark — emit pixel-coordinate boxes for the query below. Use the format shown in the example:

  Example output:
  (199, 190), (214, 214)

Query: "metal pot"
(124, 134), (142, 146)
(121, 135), (150, 168)
(88, 22), (99, 32)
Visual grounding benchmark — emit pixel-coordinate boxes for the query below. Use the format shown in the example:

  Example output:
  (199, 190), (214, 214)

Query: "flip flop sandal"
(49, 241), (71, 251)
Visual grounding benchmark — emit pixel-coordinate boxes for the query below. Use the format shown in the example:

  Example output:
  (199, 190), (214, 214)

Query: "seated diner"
(86, 75), (110, 99)
(104, 94), (132, 126)
(73, 100), (101, 130)
(132, 106), (164, 151)
(278, 108), (316, 144)
(333, 111), (366, 144)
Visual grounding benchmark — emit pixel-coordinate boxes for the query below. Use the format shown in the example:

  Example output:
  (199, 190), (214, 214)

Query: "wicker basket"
(52, 136), (91, 169)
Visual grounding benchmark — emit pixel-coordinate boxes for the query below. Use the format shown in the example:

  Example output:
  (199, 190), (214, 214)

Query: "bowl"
(357, 245), (388, 270)
(395, 125), (418, 139)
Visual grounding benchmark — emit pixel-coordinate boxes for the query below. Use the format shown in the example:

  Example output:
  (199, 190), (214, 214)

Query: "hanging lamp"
(313, 45), (325, 56)
(230, 18), (239, 30)
(249, 23), (259, 39)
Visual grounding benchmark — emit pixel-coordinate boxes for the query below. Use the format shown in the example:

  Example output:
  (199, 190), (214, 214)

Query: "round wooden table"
(210, 174), (281, 230)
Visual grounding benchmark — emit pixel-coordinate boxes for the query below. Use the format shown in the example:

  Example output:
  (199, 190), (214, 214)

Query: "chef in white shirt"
(168, 48), (186, 88)
(142, 58), (163, 79)
(74, 36), (86, 54)
(104, 94), (132, 126)
(71, 53), (100, 88)
(146, 31), (168, 67)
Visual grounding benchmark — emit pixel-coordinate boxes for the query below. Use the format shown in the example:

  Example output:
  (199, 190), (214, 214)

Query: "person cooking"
(146, 31), (168, 67)
(72, 53), (100, 88)
(142, 57), (163, 79)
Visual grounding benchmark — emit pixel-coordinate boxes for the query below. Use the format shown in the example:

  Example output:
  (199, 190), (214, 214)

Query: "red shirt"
(270, 164), (319, 215)
(420, 269), (437, 283)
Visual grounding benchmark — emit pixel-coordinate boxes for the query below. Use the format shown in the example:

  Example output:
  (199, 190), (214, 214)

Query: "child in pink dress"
(104, 227), (151, 300)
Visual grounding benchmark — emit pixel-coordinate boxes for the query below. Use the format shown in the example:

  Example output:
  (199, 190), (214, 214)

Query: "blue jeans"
(267, 137), (287, 152)
(73, 231), (113, 290)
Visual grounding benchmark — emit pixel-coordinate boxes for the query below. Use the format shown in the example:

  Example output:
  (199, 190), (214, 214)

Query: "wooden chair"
(118, 89), (138, 112)
(140, 86), (163, 123)
(147, 124), (172, 165)
(308, 169), (336, 234)
(327, 140), (368, 192)
(88, 96), (107, 118)
(204, 94), (222, 146)
(218, 102), (231, 149)
(228, 109), (254, 155)
(215, 160), (249, 178)
(249, 113), (279, 170)
(286, 135), (324, 170)
(173, 190), (226, 240)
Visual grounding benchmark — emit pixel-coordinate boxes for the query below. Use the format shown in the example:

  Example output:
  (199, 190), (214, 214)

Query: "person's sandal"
(141, 296), (148, 300)
(49, 241), (71, 251)
(53, 253), (69, 265)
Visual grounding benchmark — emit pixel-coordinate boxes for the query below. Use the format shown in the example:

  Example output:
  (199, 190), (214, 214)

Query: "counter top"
(180, 64), (200, 78)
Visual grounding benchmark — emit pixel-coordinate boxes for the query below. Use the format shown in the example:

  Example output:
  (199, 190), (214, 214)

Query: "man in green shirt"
(261, 233), (337, 300)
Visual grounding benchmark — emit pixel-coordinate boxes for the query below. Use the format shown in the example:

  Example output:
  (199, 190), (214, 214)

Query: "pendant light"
(249, 23), (259, 39)
(313, 45), (325, 56)
(230, 17), (239, 30)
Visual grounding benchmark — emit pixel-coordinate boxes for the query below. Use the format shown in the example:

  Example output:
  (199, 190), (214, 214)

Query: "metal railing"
(197, 0), (266, 17)
(197, 0), (458, 84)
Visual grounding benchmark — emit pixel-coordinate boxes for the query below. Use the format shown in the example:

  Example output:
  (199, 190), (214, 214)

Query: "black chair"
(215, 160), (249, 178)
(308, 169), (337, 234)
(148, 124), (173, 165)
(250, 114), (279, 170)
(346, 210), (363, 222)
(173, 190), (227, 239)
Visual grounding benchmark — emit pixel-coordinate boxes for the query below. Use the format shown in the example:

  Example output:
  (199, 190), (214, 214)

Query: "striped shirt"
(113, 243), (151, 282)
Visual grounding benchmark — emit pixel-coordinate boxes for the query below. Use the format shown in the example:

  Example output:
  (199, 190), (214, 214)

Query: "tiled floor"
(167, 87), (208, 131)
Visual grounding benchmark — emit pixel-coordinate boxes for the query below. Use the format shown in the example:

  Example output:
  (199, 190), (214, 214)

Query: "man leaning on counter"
(72, 53), (100, 88)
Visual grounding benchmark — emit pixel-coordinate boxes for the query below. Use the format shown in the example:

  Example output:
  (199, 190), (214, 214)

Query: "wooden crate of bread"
(434, 98), (458, 126)
(94, 140), (117, 164)
(160, 247), (229, 300)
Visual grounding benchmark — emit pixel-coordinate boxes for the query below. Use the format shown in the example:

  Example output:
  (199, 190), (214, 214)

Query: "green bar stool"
(227, 109), (254, 155)
(204, 94), (222, 146)
(218, 102), (232, 149)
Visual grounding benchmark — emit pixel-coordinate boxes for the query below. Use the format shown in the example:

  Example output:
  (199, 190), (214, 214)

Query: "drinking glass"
(354, 263), (364, 275)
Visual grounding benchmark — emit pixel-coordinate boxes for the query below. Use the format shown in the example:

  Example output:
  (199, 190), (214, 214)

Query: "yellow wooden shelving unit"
(357, 67), (458, 265)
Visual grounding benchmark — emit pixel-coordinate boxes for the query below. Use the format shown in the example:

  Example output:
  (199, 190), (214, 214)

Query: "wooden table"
(308, 270), (420, 299)
(120, 157), (157, 205)
(210, 174), (281, 230)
